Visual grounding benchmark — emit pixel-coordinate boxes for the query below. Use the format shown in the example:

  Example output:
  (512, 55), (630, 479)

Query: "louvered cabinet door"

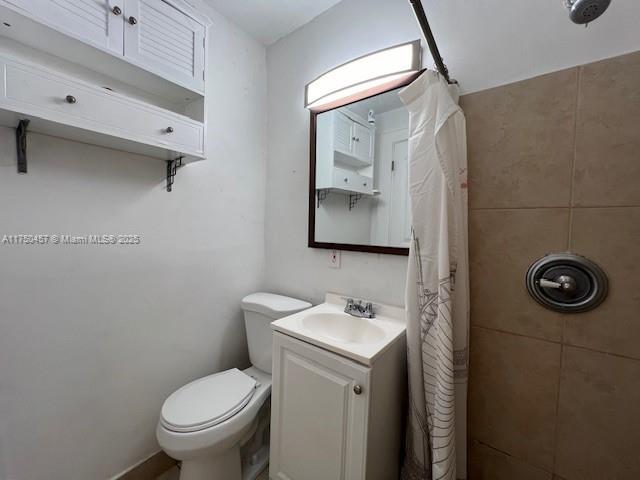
(123, 0), (205, 93)
(37, 0), (124, 54)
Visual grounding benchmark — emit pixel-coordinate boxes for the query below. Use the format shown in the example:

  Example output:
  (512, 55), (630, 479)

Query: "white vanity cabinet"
(270, 332), (405, 480)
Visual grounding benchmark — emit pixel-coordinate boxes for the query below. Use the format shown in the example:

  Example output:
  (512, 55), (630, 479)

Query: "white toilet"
(156, 293), (311, 480)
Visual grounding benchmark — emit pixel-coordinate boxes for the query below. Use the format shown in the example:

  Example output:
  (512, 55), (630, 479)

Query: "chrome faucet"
(344, 298), (375, 319)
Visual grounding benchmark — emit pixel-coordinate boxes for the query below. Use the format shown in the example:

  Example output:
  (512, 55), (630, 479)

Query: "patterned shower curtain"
(398, 71), (469, 480)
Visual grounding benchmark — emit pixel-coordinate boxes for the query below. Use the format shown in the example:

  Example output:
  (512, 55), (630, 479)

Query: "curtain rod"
(408, 0), (456, 84)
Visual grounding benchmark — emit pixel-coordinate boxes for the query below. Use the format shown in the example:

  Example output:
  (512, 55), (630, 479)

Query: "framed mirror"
(308, 71), (424, 255)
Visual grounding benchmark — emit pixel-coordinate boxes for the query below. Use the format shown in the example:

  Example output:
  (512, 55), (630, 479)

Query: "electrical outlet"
(329, 250), (341, 268)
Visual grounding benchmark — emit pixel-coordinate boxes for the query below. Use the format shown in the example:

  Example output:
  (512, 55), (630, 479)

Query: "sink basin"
(301, 312), (386, 344)
(271, 293), (406, 366)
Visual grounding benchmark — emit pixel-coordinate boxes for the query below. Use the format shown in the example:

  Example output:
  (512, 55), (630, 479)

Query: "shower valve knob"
(539, 275), (577, 295)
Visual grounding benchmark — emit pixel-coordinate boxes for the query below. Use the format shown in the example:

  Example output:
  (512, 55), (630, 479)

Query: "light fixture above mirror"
(305, 40), (422, 111)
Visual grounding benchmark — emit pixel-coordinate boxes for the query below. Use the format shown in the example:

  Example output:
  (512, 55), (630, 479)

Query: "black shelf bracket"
(166, 156), (183, 192)
(16, 119), (29, 174)
(349, 193), (363, 210)
(317, 188), (330, 207)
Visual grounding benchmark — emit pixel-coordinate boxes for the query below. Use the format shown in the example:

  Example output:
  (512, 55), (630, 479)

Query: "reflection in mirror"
(314, 87), (410, 249)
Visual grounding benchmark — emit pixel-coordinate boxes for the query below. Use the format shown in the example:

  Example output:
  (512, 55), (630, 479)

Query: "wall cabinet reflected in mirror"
(309, 74), (423, 256)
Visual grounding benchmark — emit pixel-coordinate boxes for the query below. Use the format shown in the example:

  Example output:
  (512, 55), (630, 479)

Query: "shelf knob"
(128, 16), (137, 25)
(165, 126), (174, 134)
(65, 95), (77, 104)
(353, 385), (362, 395)
(112, 6), (122, 15)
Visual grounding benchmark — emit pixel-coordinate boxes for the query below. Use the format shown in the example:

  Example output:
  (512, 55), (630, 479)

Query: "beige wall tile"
(564, 207), (640, 359)
(469, 441), (552, 480)
(469, 327), (561, 470)
(461, 69), (576, 209)
(573, 51), (640, 206)
(470, 209), (569, 341)
(555, 347), (640, 480)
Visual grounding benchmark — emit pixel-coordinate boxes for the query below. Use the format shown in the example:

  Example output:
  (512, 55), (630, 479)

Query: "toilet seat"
(161, 368), (257, 433)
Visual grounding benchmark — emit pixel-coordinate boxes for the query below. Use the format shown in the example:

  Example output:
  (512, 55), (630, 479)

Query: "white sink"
(271, 293), (406, 366)
(302, 312), (386, 344)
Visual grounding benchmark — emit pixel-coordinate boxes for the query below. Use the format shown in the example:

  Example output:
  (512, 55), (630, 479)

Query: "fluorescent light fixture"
(305, 40), (421, 110)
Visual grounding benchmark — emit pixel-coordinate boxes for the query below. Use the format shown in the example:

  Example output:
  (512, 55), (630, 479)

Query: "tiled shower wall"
(462, 51), (640, 480)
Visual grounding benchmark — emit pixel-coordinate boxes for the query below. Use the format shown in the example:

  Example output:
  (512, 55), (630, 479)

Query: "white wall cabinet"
(123, 0), (205, 93)
(0, 0), (208, 94)
(32, 0), (124, 55)
(315, 109), (375, 196)
(329, 110), (374, 166)
(352, 120), (373, 162)
(270, 332), (405, 480)
(0, 55), (205, 159)
(0, 0), (210, 163)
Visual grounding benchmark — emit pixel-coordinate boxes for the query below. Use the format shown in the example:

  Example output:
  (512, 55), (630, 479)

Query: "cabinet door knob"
(111, 6), (122, 15)
(65, 95), (77, 104)
(363, 182), (367, 187)
(344, 178), (349, 183)
(165, 126), (174, 134)
(128, 16), (137, 25)
(353, 385), (362, 395)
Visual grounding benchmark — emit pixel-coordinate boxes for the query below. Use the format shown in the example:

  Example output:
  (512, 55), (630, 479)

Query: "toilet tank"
(241, 293), (311, 374)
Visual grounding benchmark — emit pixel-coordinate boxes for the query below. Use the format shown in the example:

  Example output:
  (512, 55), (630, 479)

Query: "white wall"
(315, 193), (373, 245)
(0, 2), (267, 478)
(264, 0), (640, 307)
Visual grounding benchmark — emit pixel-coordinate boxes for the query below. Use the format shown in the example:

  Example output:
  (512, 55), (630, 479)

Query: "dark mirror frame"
(308, 69), (425, 256)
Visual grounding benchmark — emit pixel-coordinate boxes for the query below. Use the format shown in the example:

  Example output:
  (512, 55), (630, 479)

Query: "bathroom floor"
(156, 466), (269, 480)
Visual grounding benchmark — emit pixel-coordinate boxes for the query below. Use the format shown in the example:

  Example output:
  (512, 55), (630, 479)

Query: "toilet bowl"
(156, 293), (311, 480)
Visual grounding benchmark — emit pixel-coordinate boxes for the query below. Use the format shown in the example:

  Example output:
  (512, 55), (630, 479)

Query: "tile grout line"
(555, 68), (577, 475)
(472, 439), (555, 475)
(567, 66), (582, 248)
(551, 342), (565, 477)
(471, 324), (640, 362)
(469, 205), (640, 212)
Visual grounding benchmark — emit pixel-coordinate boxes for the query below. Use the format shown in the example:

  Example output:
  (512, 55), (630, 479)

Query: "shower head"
(564, 0), (611, 24)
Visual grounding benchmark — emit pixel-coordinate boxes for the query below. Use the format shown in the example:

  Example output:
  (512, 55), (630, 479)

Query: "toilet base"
(241, 444), (269, 480)
(179, 446), (242, 480)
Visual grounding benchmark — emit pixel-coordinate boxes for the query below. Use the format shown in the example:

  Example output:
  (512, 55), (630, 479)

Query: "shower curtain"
(398, 71), (469, 480)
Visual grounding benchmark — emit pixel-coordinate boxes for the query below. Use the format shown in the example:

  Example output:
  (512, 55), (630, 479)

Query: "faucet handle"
(363, 302), (376, 318)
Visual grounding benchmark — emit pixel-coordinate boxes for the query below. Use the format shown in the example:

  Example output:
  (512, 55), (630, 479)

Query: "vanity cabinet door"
(271, 332), (370, 480)
(123, 0), (206, 93)
(28, 0), (124, 54)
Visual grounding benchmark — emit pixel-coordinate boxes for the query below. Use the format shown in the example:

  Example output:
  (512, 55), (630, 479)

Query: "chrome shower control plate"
(526, 253), (608, 313)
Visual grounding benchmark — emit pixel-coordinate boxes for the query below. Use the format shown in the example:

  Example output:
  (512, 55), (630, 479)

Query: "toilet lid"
(161, 369), (257, 433)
